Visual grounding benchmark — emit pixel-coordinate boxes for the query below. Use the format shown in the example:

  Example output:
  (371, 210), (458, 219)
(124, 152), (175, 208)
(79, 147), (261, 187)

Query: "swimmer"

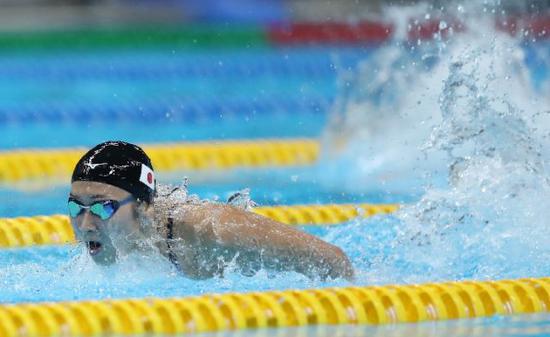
(69, 141), (354, 280)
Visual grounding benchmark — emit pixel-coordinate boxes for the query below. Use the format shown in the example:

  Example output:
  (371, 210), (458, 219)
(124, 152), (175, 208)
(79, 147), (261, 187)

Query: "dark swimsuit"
(166, 217), (180, 270)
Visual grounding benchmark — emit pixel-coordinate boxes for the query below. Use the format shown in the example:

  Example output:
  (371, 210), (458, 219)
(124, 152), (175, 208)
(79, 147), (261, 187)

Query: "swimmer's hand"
(169, 203), (354, 281)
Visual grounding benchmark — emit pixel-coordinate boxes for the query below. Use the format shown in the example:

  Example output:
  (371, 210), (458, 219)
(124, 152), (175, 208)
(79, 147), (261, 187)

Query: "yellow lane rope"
(0, 139), (319, 182)
(1, 277), (548, 336)
(0, 203), (398, 248)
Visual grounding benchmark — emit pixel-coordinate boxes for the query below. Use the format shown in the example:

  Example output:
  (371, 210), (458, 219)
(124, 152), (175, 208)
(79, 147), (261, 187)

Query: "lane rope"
(0, 203), (398, 248)
(0, 25), (267, 50)
(0, 16), (546, 52)
(0, 97), (330, 125)
(0, 277), (548, 336)
(0, 138), (319, 182)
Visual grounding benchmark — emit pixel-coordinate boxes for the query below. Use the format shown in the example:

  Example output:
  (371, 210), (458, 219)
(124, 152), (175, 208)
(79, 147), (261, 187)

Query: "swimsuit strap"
(166, 217), (180, 270)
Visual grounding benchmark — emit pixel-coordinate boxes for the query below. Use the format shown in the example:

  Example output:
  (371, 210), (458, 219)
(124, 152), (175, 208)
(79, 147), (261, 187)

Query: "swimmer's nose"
(78, 211), (99, 232)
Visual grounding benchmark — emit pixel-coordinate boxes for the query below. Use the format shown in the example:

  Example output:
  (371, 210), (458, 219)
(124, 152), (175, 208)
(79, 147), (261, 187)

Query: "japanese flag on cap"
(139, 164), (155, 190)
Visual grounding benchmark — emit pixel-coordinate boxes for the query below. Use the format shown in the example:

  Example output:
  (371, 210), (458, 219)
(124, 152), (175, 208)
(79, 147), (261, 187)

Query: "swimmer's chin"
(85, 241), (117, 265)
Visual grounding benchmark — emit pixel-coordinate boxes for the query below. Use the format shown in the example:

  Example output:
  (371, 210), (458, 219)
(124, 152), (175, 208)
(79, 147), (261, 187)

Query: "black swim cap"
(71, 141), (156, 203)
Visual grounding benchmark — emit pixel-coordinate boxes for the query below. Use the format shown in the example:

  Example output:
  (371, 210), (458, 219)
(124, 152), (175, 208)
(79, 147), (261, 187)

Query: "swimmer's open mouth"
(86, 241), (103, 256)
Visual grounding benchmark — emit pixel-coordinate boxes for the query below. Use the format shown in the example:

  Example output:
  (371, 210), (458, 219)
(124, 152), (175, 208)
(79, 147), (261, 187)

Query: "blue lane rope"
(0, 61), (335, 80)
(0, 97), (331, 124)
(0, 51), (372, 80)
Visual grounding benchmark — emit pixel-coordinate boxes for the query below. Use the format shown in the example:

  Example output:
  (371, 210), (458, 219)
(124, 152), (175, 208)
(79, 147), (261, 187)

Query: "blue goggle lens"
(90, 202), (116, 220)
(68, 200), (118, 221)
(68, 200), (84, 217)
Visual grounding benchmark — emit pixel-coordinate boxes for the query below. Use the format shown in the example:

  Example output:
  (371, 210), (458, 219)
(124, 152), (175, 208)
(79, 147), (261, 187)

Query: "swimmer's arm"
(177, 203), (354, 280)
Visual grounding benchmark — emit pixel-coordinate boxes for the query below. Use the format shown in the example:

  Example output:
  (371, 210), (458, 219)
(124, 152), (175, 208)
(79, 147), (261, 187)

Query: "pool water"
(2, 10), (550, 337)
(0, 44), (388, 301)
(196, 314), (550, 337)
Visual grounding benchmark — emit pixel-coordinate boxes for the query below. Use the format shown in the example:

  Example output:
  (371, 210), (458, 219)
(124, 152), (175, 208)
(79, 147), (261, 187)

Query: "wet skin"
(69, 181), (149, 265)
(69, 181), (355, 280)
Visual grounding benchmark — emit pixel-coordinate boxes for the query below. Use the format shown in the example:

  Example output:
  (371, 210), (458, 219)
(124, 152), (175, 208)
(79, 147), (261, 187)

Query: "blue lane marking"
(0, 96), (331, 124)
(0, 48), (373, 80)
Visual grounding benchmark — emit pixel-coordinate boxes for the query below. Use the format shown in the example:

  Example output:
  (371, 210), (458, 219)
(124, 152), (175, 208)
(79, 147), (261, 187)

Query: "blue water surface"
(1, 36), (550, 337)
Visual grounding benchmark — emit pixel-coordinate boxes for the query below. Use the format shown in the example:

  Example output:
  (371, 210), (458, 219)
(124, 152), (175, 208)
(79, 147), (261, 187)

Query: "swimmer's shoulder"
(153, 198), (217, 241)
(171, 202), (253, 227)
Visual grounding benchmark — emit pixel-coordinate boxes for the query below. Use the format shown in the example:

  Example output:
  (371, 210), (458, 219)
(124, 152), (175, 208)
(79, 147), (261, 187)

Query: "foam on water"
(322, 2), (550, 283)
(321, 5), (547, 193)
(0, 243), (350, 303)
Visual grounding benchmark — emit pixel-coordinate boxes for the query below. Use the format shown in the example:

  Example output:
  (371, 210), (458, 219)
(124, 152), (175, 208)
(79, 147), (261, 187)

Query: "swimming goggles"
(67, 196), (134, 220)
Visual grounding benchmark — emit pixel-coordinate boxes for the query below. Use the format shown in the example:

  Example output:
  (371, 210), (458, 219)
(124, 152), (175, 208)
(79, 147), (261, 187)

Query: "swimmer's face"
(69, 181), (147, 265)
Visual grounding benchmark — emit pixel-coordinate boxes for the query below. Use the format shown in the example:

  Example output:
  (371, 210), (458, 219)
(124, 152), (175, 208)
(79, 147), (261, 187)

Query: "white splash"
(322, 3), (550, 282)
(320, 4), (548, 195)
